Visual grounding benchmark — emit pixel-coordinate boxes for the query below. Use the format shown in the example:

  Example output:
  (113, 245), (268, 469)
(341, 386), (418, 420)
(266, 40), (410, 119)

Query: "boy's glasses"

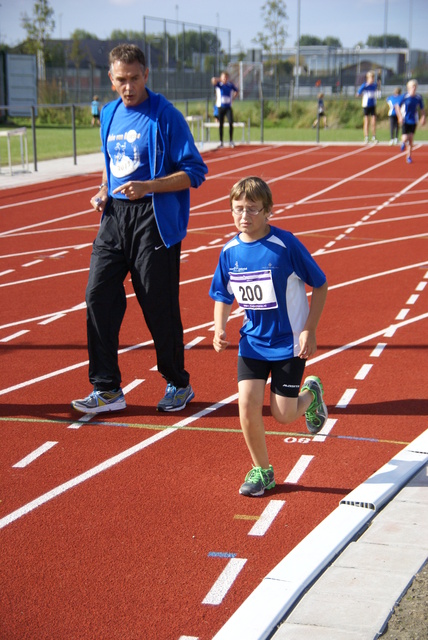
(231, 206), (264, 217)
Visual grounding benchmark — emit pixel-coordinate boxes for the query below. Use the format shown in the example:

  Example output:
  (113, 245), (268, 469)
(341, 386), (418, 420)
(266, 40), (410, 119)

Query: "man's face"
(109, 60), (149, 107)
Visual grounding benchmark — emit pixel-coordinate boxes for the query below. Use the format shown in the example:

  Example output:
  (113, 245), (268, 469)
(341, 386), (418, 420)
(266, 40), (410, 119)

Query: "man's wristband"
(99, 182), (108, 189)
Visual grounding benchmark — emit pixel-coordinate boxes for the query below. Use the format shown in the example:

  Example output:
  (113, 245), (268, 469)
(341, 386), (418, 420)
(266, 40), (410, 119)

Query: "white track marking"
(285, 455), (314, 484)
(396, 308), (410, 320)
(336, 389), (357, 409)
(0, 429), (177, 530)
(0, 209), (94, 237)
(248, 500), (285, 537)
(0, 268), (89, 288)
(312, 418), (338, 443)
(202, 558), (247, 605)
(370, 343), (387, 357)
(13, 442), (58, 468)
(2, 311), (428, 398)
(22, 259), (43, 267)
(0, 330), (30, 342)
(355, 364), (373, 380)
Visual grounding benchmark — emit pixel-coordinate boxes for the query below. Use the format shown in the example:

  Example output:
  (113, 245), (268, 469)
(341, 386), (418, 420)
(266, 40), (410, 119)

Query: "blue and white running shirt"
(215, 81), (238, 108)
(358, 82), (377, 108)
(398, 92), (425, 125)
(209, 226), (326, 360)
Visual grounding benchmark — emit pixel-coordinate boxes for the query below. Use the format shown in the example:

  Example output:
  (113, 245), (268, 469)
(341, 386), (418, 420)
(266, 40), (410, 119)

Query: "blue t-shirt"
(398, 92), (424, 125)
(91, 100), (100, 116)
(215, 81), (238, 108)
(386, 94), (402, 117)
(105, 99), (151, 197)
(209, 226), (326, 361)
(358, 82), (377, 108)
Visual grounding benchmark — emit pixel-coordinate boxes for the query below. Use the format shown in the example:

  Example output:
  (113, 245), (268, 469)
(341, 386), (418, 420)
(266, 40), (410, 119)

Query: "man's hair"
(109, 44), (146, 72)
(229, 176), (273, 212)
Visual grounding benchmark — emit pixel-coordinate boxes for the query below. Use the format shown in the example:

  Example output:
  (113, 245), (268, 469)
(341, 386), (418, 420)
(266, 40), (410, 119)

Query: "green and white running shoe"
(239, 465), (275, 497)
(301, 375), (328, 433)
(71, 389), (126, 414)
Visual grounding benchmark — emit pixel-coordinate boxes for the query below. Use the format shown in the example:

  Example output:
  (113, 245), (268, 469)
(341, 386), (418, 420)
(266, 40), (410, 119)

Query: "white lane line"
(0, 269), (15, 277)
(0, 330), (30, 342)
(13, 442), (58, 468)
(336, 389), (357, 409)
(22, 260), (43, 267)
(406, 294), (419, 305)
(384, 325), (397, 337)
(202, 558), (247, 606)
(415, 281), (426, 291)
(285, 455), (314, 484)
(355, 364), (373, 380)
(38, 314), (67, 325)
(396, 308), (409, 320)
(313, 418), (338, 443)
(248, 500), (285, 537)
(0, 429), (176, 530)
(185, 336), (205, 349)
(2, 310), (428, 402)
(370, 343), (387, 357)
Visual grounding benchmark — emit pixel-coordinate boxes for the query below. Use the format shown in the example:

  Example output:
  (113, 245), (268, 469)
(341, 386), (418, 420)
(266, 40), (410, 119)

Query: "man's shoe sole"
(71, 399), (126, 414)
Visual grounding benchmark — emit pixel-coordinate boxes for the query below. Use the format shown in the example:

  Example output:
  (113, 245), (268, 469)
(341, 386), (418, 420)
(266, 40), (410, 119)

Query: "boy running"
(209, 177), (328, 497)
(395, 79), (425, 164)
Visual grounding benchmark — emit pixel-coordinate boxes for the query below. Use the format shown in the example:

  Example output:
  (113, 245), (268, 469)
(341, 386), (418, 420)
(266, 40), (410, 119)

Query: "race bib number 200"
(229, 270), (278, 310)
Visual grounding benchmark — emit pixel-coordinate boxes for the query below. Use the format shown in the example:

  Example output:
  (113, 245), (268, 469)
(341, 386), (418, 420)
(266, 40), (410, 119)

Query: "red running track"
(0, 143), (428, 639)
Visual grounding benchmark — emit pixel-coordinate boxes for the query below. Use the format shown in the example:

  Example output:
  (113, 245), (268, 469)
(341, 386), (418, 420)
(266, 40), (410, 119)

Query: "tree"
(21, 0), (55, 80)
(253, 0), (289, 102)
(323, 36), (342, 47)
(298, 35), (342, 47)
(110, 30), (143, 41)
(366, 34), (408, 48)
(299, 35), (323, 46)
(72, 29), (98, 40)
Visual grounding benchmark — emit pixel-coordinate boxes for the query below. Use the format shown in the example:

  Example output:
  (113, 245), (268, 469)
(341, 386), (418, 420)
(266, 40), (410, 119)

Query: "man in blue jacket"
(72, 44), (208, 415)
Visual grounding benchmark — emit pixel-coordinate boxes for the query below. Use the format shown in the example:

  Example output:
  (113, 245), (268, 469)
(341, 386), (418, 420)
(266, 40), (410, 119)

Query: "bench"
(203, 120), (249, 144)
(0, 127), (29, 175)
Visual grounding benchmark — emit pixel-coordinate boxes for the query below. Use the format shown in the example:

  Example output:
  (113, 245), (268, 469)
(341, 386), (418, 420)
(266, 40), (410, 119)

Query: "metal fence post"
(31, 105), (37, 172)
(71, 104), (77, 165)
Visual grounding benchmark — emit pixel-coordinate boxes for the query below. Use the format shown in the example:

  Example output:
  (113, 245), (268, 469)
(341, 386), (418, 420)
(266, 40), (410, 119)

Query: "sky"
(2, 0), (427, 54)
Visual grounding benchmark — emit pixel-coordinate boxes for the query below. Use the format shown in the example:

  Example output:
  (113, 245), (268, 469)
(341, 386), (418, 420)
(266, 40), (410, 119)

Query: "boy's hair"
(367, 71), (375, 81)
(394, 87), (402, 95)
(109, 44), (146, 72)
(407, 79), (418, 90)
(318, 92), (324, 98)
(230, 177), (273, 212)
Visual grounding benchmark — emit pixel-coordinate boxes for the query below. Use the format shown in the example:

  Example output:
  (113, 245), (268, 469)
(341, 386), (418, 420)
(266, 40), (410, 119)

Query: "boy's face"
(231, 196), (271, 241)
